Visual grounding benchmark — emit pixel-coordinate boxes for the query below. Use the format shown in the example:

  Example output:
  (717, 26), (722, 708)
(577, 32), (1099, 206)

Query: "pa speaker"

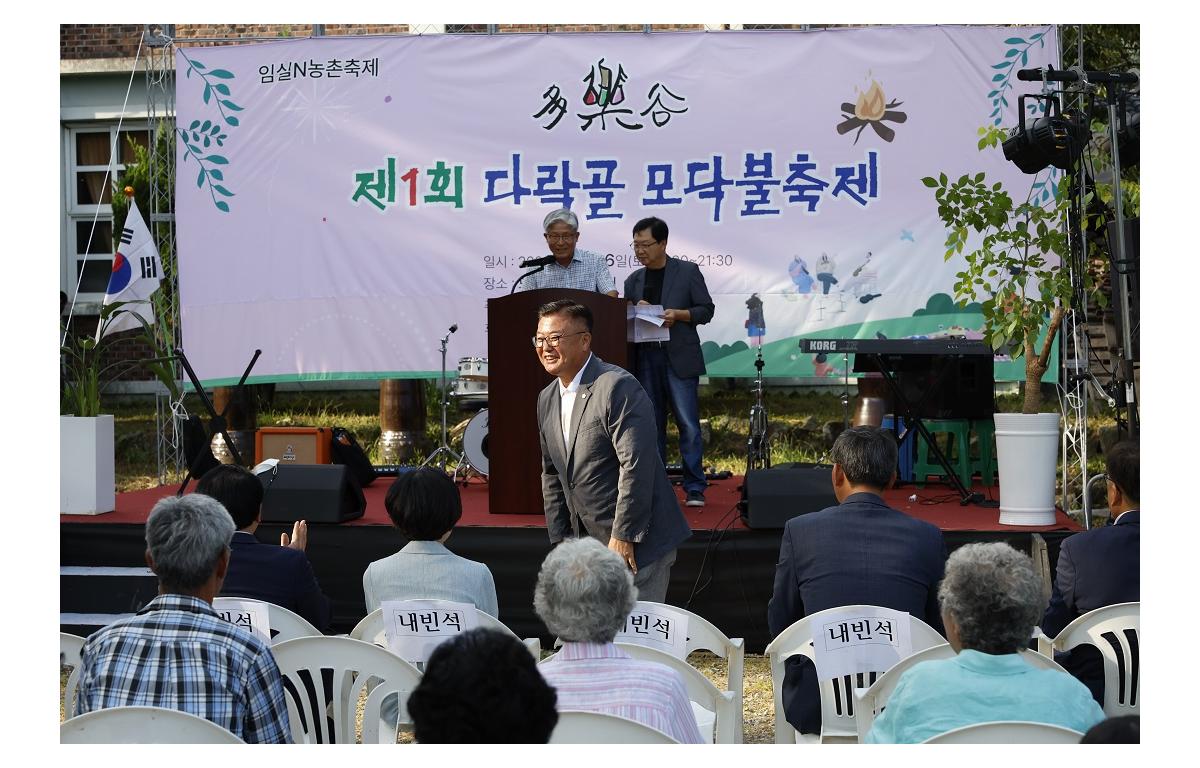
(259, 464), (365, 524)
(741, 463), (838, 529)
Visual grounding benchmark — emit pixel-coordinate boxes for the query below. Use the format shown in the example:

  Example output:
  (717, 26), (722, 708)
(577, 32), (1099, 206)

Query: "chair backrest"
(853, 645), (1065, 741)
(549, 711), (679, 744)
(764, 605), (946, 743)
(212, 596), (323, 644)
(60, 632), (86, 721)
(615, 642), (737, 744)
(1051, 601), (1140, 717)
(60, 706), (246, 743)
(271, 636), (422, 744)
(630, 601), (745, 740)
(922, 720), (1083, 744)
(350, 606), (540, 659)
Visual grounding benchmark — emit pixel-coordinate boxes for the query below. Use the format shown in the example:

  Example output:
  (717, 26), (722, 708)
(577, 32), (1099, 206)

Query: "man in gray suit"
(534, 299), (692, 602)
(624, 217), (715, 507)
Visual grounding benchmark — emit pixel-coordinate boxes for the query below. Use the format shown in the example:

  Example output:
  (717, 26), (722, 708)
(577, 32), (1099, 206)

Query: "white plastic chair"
(628, 601), (746, 742)
(60, 705), (246, 743)
(212, 596), (323, 644)
(764, 605), (946, 743)
(60, 632), (86, 721)
(351, 606), (541, 659)
(1040, 601), (1140, 717)
(853, 644), (1066, 740)
(549, 711), (679, 744)
(615, 642), (736, 744)
(271, 635), (422, 744)
(922, 720), (1083, 744)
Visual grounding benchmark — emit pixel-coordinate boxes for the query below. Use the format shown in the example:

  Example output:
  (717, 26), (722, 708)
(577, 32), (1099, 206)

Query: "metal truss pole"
(146, 25), (185, 484)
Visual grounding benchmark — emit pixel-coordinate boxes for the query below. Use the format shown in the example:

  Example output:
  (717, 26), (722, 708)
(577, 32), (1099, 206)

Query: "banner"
(175, 26), (1060, 385)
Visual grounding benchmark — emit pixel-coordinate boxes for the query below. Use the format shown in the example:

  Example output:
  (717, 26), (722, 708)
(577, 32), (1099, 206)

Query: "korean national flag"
(97, 198), (161, 341)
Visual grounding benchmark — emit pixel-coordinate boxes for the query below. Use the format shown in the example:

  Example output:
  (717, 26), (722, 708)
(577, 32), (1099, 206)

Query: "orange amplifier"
(255, 427), (332, 465)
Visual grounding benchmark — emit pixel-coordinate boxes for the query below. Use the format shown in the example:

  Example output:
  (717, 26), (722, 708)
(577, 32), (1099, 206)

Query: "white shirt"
(559, 353), (594, 447)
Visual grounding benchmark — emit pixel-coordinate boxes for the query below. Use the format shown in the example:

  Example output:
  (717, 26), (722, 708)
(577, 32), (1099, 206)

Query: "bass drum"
(462, 408), (489, 476)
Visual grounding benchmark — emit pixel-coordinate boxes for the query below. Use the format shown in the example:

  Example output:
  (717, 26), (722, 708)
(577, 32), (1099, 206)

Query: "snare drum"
(457, 357), (488, 381)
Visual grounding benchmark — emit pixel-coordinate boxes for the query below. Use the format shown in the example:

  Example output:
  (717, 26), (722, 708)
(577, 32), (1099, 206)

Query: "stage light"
(1002, 94), (1087, 174)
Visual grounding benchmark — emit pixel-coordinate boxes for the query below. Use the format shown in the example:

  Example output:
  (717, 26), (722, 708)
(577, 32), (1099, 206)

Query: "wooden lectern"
(487, 288), (630, 516)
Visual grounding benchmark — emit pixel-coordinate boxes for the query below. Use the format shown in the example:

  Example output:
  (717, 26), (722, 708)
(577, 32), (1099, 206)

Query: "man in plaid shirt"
(516, 208), (619, 296)
(75, 494), (292, 743)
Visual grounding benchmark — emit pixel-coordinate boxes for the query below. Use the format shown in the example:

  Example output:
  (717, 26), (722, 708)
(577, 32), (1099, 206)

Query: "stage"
(61, 476), (1081, 652)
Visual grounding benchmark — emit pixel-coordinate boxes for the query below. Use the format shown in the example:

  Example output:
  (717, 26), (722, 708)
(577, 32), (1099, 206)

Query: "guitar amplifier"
(258, 464), (365, 524)
(255, 427), (331, 465)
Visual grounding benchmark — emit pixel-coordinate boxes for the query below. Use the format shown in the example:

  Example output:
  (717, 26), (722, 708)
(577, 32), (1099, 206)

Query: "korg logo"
(810, 340), (837, 352)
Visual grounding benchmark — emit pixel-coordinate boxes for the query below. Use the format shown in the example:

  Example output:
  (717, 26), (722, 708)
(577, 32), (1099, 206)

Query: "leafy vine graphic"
(178, 52), (243, 213)
(986, 29), (1058, 205)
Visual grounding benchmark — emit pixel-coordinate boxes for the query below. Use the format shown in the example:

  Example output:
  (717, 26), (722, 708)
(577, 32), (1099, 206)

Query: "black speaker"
(741, 463), (838, 529)
(259, 464), (365, 524)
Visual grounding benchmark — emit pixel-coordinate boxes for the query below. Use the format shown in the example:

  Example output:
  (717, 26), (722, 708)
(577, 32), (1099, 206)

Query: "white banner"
(175, 26), (1058, 385)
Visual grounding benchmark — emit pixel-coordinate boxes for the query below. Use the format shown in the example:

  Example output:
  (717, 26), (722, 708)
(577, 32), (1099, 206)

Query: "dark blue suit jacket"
(623, 256), (715, 379)
(1041, 510), (1140, 702)
(220, 531), (332, 633)
(767, 492), (947, 734)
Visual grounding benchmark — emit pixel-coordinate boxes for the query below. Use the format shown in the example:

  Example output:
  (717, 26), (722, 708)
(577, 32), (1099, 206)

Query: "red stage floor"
(71, 476), (1081, 534)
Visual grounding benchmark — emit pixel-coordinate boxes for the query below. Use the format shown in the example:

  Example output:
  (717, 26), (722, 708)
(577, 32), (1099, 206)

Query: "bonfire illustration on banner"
(837, 74), (908, 144)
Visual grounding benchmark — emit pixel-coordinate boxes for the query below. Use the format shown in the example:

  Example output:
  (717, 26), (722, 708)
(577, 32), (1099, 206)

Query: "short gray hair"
(543, 208), (579, 232)
(830, 426), (897, 489)
(534, 538), (635, 642)
(938, 542), (1043, 654)
(145, 494), (236, 591)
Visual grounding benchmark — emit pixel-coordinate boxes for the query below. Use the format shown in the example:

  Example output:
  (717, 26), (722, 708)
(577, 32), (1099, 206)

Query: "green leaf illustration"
(1004, 37), (1025, 44)
(188, 120), (200, 129)
(220, 100), (244, 112)
(215, 200), (230, 213)
(206, 155), (229, 165)
(225, 116), (240, 127)
(196, 168), (206, 188)
(201, 119), (211, 132)
(213, 185), (235, 197)
(191, 59), (206, 69)
(209, 169), (223, 181)
(208, 69), (235, 79)
(203, 85), (211, 104)
(214, 83), (231, 96)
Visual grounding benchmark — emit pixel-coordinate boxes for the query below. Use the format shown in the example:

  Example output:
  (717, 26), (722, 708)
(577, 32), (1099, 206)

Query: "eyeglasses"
(545, 233), (578, 242)
(532, 331), (588, 348)
(630, 240), (660, 251)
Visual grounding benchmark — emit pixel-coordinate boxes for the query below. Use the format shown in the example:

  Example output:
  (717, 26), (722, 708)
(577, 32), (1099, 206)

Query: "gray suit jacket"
(624, 256), (716, 379)
(362, 540), (499, 618)
(537, 355), (691, 568)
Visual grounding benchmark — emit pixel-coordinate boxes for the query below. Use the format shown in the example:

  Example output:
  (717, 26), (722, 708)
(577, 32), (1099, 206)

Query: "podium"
(487, 288), (630, 515)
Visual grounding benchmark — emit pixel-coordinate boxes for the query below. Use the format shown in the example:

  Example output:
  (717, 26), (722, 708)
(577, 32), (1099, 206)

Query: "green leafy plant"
(922, 126), (1101, 415)
(60, 302), (180, 417)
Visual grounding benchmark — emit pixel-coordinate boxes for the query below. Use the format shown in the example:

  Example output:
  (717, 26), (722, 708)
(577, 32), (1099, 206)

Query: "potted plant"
(922, 126), (1100, 525)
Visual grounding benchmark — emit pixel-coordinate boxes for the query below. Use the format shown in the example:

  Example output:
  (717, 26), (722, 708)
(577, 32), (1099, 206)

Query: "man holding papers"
(623, 217), (715, 507)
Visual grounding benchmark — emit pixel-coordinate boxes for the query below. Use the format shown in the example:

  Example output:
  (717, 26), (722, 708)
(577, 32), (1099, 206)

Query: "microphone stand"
(510, 265), (547, 294)
(420, 327), (464, 472)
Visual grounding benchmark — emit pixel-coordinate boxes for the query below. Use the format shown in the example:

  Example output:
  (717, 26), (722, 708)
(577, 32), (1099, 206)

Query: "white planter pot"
(61, 415), (115, 515)
(994, 412), (1060, 526)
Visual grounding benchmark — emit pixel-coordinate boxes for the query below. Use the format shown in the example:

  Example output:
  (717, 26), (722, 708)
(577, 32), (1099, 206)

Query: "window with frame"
(64, 124), (149, 306)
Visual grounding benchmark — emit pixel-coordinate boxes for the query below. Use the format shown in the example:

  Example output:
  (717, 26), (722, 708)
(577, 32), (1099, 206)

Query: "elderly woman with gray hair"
(534, 538), (702, 743)
(866, 542), (1105, 743)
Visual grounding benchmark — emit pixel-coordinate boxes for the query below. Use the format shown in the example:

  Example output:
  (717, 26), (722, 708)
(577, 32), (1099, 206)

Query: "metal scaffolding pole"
(146, 25), (185, 484)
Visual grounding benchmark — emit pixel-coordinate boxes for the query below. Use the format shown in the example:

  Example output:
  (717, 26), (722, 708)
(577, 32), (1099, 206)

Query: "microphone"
(519, 255), (556, 268)
(1017, 67), (1138, 85)
(449, 324), (458, 334)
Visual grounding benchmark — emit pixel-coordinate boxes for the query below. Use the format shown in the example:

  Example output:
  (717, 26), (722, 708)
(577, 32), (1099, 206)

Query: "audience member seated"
(866, 543), (1105, 743)
(767, 425), (946, 735)
(75, 494), (292, 743)
(1081, 715), (1139, 743)
(1042, 440), (1140, 703)
(363, 468), (499, 616)
(534, 538), (703, 743)
(408, 627), (559, 743)
(196, 464), (332, 632)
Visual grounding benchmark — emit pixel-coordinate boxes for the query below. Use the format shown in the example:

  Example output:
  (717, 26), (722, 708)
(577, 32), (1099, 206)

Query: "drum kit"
(421, 353), (490, 480)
